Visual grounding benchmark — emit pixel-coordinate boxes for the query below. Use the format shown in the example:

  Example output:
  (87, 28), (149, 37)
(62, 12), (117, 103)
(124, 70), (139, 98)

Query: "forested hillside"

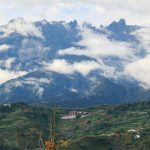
(1, 101), (150, 150)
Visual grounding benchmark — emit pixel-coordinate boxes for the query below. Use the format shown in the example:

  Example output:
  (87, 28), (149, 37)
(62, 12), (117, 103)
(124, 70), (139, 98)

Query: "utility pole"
(45, 107), (57, 150)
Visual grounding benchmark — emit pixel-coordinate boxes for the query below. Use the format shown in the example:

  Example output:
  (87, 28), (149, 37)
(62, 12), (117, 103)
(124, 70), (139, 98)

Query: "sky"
(0, 0), (150, 89)
(0, 0), (150, 26)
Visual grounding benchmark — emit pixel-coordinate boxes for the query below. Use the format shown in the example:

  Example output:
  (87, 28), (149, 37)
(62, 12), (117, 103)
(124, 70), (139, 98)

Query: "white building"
(3, 104), (11, 107)
(61, 115), (76, 120)
(61, 111), (76, 120)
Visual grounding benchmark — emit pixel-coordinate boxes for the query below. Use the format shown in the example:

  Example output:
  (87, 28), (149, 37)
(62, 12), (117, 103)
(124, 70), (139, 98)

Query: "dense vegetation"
(1, 101), (150, 149)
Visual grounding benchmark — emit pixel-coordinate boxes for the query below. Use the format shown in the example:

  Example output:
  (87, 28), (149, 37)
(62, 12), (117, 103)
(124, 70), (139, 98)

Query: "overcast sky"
(0, 0), (150, 26)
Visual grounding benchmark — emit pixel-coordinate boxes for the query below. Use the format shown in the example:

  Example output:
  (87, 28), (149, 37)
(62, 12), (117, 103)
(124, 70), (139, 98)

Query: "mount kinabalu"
(0, 18), (150, 106)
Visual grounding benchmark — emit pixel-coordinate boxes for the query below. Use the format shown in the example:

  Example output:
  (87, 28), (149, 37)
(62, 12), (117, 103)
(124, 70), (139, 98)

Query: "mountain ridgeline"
(0, 18), (150, 106)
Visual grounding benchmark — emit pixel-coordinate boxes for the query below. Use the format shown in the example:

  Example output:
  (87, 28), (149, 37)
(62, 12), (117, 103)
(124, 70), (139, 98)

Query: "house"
(81, 114), (90, 118)
(3, 104), (11, 107)
(61, 111), (76, 120)
(128, 129), (137, 133)
(134, 134), (140, 139)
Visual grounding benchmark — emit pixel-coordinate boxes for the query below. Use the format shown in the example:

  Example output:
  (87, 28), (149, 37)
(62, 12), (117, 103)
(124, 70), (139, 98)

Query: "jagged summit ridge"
(0, 18), (149, 105)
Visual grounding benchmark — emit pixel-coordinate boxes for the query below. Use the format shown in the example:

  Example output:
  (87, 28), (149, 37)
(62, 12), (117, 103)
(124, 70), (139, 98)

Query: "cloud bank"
(0, 18), (43, 38)
(0, 44), (11, 52)
(56, 27), (150, 89)
(44, 59), (101, 76)
(125, 56), (150, 89)
(59, 28), (136, 61)
(0, 69), (27, 84)
(0, 16), (150, 90)
(0, 0), (150, 26)
(124, 27), (150, 88)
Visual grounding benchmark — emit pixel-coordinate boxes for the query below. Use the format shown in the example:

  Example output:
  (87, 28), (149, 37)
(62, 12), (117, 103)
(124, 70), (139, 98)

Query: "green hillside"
(1, 101), (150, 150)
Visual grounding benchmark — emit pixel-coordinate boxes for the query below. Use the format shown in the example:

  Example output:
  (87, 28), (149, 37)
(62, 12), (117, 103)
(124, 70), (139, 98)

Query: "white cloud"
(44, 59), (101, 76)
(0, 69), (27, 84)
(72, 61), (101, 76)
(44, 59), (117, 78)
(69, 88), (78, 93)
(58, 27), (150, 88)
(132, 27), (150, 54)
(0, 44), (10, 52)
(0, 58), (16, 70)
(0, 0), (150, 26)
(124, 27), (150, 89)
(124, 56), (150, 89)
(45, 59), (74, 74)
(55, 25), (150, 83)
(59, 28), (136, 62)
(4, 58), (15, 69)
(0, 18), (44, 39)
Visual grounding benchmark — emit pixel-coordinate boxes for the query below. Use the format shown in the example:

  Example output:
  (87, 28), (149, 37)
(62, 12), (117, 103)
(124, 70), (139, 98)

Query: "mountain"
(0, 71), (91, 103)
(0, 18), (150, 105)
